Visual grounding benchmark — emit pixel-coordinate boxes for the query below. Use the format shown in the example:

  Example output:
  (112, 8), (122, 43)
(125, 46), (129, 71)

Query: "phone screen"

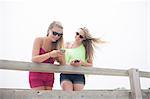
(60, 49), (65, 53)
(74, 60), (80, 63)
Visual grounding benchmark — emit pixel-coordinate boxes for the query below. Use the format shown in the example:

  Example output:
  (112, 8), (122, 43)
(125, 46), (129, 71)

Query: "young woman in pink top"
(29, 21), (65, 90)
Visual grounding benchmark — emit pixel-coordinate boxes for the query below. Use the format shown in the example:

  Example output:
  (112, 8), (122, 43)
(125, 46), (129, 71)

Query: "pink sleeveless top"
(39, 48), (55, 63)
(30, 48), (55, 73)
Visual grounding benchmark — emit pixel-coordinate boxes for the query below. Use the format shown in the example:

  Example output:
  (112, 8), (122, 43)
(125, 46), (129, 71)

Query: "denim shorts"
(60, 74), (85, 85)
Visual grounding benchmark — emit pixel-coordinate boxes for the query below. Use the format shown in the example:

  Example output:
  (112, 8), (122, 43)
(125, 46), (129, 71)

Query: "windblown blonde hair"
(47, 21), (64, 50)
(80, 27), (105, 60)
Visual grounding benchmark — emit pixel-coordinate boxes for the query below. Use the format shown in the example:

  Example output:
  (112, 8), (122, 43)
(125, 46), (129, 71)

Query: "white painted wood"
(0, 60), (128, 76)
(1, 60), (150, 78)
(129, 69), (142, 99)
(139, 71), (150, 78)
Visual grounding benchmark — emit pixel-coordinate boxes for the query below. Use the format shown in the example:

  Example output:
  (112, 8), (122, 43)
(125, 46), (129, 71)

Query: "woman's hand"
(52, 49), (66, 65)
(70, 60), (82, 67)
(70, 60), (92, 67)
(49, 50), (64, 58)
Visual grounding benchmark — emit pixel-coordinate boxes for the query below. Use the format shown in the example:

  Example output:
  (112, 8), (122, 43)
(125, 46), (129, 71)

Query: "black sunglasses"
(52, 31), (63, 36)
(76, 32), (84, 39)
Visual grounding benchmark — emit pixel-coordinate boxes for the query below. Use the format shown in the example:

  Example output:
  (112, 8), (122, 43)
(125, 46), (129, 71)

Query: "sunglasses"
(76, 32), (84, 39)
(52, 31), (63, 36)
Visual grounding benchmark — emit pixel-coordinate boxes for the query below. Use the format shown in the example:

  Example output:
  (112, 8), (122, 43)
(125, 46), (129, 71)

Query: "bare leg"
(31, 86), (45, 90)
(61, 80), (73, 91)
(73, 84), (84, 91)
(45, 86), (52, 90)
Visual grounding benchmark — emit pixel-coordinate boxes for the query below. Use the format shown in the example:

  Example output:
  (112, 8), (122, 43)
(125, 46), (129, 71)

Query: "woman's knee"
(61, 80), (73, 91)
(73, 84), (84, 91)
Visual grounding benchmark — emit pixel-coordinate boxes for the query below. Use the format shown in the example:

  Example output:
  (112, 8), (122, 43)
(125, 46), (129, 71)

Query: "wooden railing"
(0, 60), (150, 99)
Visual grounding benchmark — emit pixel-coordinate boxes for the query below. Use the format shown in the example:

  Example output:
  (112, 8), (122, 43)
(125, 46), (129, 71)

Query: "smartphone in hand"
(74, 60), (80, 63)
(60, 49), (65, 53)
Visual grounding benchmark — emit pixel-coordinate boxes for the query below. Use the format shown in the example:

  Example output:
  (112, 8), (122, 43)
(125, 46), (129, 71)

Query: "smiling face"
(75, 28), (85, 43)
(48, 26), (63, 42)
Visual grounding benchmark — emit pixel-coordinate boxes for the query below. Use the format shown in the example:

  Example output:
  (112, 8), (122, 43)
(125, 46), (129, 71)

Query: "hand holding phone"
(74, 60), (80, 63)
(60, 49), (65, 53)
(70, 60), (81, 67)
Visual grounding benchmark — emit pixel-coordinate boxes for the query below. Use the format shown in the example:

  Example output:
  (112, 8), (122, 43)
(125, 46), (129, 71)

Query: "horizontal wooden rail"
(0, 60), (150, 78)
(139, 71), (150, 78)
(0, 59), (150, 99)
(0, 60), (129, 76)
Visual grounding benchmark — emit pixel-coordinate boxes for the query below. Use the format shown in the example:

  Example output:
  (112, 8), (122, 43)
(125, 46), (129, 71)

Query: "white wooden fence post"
(128, 68), (142, 99)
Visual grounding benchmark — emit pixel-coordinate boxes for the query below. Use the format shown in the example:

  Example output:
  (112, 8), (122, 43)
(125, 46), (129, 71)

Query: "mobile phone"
(60, 49), (65, 53)
(74, 60), (80, 63)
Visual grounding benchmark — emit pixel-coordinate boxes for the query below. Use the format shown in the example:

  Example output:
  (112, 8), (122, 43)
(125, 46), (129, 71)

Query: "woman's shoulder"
(34, 37), (44, 42)
(33, 37), (44, 46)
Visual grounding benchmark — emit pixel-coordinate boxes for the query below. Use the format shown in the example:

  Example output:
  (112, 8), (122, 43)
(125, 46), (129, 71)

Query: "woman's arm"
(81, 58), (93, 67)
(70, 59), (93, 67)
(31, 37), (50, 63)
(55, 42), (70, 65)
(31, 37), (58, 63)
(55, 53), (66, 65)
(32, 37), (66, 63)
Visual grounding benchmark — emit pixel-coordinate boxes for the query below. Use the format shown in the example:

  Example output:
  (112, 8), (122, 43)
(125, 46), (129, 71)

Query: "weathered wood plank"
(142, 90), (150, 99)
(0, 89), (131, 99)
(129, 69), (142, 99)
(0, 89), (149, 99)
(139, 71), (150, 78)
(1, 60), (150, 78)
(0, 60), (150, 99)
(0, 60), (128, 76)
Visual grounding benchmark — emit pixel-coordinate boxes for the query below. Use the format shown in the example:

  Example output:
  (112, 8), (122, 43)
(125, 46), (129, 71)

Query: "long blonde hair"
(47, 21), (64, 50)
(80, 27), (105, 60)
